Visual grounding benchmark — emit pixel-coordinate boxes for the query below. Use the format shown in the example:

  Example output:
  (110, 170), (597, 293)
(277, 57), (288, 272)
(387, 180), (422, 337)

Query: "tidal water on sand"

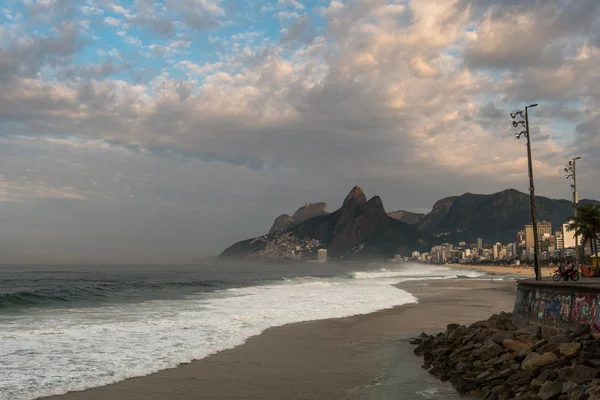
(1, 262), (487, 400)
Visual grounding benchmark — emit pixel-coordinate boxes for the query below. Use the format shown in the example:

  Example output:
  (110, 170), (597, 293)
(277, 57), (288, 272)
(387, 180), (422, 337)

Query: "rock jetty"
(412, 312), (600, 399)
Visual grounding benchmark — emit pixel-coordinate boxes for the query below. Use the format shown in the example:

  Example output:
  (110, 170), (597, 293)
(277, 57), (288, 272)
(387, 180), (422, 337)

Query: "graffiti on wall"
(514, 286), (600, 336)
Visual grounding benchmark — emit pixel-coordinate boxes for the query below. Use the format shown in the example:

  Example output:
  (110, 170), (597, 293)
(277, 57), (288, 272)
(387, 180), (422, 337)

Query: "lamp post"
(511, 104), (542, 280)
(565, 157), (582, 269)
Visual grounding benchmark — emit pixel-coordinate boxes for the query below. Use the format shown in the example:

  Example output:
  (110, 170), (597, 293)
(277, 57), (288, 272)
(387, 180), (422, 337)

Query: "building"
(317, 249), (328, 262)
(554, 231), (564, 250)
(562, 223), (578, 248)
(411, 251), (420, 258)
(477, 238), (483, 250)
(516, 231), (525, 245)
(538, 221), (552, 236)
(525, 225), (535, 254)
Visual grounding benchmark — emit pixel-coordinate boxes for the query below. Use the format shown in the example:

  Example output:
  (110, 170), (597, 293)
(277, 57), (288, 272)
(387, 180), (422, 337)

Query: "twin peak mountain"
(218, 186), (599, 262)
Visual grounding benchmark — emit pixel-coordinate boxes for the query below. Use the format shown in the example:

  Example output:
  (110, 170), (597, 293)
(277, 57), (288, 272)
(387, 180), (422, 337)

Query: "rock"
(562, 382), (579, 394)
(472, 341), (505, 361)
(557, 365), (598, 385)
(549, 334), (571, 344)
(539, 369), (558, 382)
(504, 339), (533, 353)
(538, 342), (561, 354)
(448, 325), (468, 343)
(533, 339), (550, 350)
(477, 370), (492, 380)
(467, 389), (485, 397)
(516, 326), (542, 339)
(559, 343), (582, 358)
(522, 352), (559, 371)
(538, 381), (563, 400)
(493, 385), (509, 394)
(507, 370), (533, 386)
(490, 331), (516, 345)
(530, 379), (544, 388)
(571, 325), (591, 337)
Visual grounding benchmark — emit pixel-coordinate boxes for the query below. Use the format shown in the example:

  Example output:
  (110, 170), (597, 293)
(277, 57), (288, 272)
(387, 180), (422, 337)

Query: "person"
(563, 261), (574, 281)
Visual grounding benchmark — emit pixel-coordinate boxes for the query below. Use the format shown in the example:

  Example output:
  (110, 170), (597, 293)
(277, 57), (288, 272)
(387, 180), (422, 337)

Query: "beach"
(45, 278), (518, 400)
(446, 263), (555, 277)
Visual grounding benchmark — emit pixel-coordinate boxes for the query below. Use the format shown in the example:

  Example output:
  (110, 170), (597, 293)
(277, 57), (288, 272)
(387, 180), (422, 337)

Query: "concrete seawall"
(512, 279), (600, 337)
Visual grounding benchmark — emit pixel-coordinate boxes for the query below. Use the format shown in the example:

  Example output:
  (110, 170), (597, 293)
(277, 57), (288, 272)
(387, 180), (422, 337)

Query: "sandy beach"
(44, 279), (518, 400)
(446, 263), (555, 278)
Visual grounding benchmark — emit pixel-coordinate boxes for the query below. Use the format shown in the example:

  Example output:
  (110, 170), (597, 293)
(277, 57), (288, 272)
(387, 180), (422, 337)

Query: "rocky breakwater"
(412, 312), (600, 399)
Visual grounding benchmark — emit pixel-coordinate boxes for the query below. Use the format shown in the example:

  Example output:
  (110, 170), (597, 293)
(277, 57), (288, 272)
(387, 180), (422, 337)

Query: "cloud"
(104, 16), (120, 27)
(2, 0), (600, 262)
(277, 0), (304, 10)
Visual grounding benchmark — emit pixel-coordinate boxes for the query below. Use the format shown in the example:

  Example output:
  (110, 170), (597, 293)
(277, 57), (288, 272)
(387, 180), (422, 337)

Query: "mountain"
(388, 210), (425, 224)
(219, 186), (426, 262)
(416, 189), (600, 244)
(269, 214), (294, 234)
(268, 202), (328, 233)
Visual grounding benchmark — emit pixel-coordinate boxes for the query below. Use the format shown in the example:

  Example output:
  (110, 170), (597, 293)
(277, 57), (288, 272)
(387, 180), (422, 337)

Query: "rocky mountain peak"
(269, 214), (295, 234)
(341, 186), (367, 211)
(292, 202), (327, 224)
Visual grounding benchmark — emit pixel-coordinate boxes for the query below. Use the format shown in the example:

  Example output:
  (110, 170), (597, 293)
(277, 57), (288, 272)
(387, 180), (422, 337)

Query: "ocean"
(1, 262), (488, 400)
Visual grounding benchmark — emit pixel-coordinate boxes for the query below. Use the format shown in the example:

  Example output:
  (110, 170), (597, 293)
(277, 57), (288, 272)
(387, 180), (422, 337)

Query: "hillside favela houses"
(417, 220), (597, 265)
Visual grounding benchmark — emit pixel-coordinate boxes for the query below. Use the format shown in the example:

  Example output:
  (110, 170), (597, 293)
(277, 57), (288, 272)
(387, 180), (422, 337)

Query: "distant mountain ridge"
(219, 186), (426, 262)
(219, 187), (599, 262)
(415, 189), (600, 244)
(387, 210), (425, 224)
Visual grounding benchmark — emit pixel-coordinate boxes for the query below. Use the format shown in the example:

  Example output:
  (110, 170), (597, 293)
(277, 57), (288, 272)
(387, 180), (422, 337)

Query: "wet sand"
(46, 279), (517, 400)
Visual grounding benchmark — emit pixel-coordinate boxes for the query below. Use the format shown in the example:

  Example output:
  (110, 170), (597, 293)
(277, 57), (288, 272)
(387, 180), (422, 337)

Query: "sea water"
(0, 262), (485, 400)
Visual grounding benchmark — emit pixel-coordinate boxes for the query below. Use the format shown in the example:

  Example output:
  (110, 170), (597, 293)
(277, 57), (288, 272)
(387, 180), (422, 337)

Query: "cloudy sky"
(1, 0), (599, 263)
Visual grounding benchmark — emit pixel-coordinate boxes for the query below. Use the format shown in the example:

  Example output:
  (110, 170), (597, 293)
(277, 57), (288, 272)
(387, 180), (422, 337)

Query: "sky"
(1, 0), (600, 263)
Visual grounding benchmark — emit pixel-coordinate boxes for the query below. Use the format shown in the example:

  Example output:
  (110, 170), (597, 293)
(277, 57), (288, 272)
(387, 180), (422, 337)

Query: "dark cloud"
(280, 14), (313, 44)
(479, 102), (505, 119)
(0, 21), (89, 82)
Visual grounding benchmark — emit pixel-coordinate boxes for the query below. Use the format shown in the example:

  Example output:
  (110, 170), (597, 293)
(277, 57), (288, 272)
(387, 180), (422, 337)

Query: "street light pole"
(511, 104), (541, 280)
(565, 157), (582, 269)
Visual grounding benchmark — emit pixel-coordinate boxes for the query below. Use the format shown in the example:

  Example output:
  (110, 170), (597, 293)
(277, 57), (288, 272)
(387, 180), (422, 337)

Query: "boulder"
(557, 365), (598, 385)
(522, 352), (559, 371)
(472, 341), (505, 361)
(503, 339), (533, 353)
(562, 382), (579, 394)
(538, 381), (563, 400)
(448, 325), (468, 343)
(559, 343), (582, 358)
(538, 342), (561, 354)
(489, 331), (515, 345)
(516, 326), (541, 339)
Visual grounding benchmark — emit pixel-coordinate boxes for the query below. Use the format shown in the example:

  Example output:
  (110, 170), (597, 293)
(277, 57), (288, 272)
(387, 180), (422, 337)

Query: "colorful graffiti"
(513, 285), (600, 337)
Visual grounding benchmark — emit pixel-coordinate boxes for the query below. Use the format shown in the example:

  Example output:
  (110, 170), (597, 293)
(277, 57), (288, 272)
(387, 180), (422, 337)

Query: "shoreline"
(445, 262), (555, 278)
(44, 279), (518, 400)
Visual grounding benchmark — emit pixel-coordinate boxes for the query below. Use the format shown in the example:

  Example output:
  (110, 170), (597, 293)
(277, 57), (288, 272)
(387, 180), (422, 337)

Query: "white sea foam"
(0, 265), (484, 400)
(349, 265), (485, 280)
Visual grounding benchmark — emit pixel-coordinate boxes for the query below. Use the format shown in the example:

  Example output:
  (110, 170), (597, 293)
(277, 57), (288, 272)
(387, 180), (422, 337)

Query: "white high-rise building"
(562, 223), (577, 248)
(318, 249), (328, 262)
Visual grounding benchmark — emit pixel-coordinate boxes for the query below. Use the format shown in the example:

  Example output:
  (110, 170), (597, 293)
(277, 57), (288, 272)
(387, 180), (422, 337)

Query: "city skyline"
(2, 0), (600, 263)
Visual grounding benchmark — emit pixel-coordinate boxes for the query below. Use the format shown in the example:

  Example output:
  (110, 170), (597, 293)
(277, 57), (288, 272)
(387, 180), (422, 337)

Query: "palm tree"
(568, 204), (600, 264)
